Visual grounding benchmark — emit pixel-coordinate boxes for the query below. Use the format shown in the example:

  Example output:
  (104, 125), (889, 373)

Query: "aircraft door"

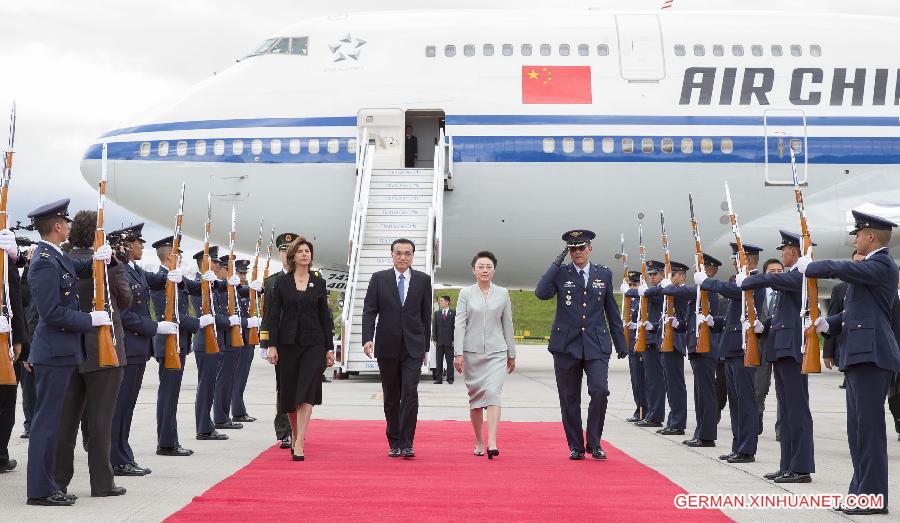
(357, 108), (405, 169)
(615, 14), (665, 82)
(763, 109), (808, 185)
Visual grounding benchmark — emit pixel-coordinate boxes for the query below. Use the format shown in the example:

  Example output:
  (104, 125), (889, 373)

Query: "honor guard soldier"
(626, 260), (666, 428)
(230, 259), (259, 423)
(212, 254), (246, 430)
(742, 231), (815, 483)
(804, 211), (899, 515)
(699, 254), (729, 420)
(536, 230), (627, 460)
(24, 199), (114, 506)
(0, 229), (26, 474)
(620, 271), (646, 423)
(695, 242), (763, 465)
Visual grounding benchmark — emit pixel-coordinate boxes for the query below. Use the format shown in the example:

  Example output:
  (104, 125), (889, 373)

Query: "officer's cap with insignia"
(109, 223), (146, 244)
(729, 242), (763, 255)
(670, 261), (690, 273)
(562, 229), (595, 248)
(276, 232), (299, 251)
(235, 259), (251, 272)
(849, 210), (898, 235)
(218, 255), (236, 266)
(27, 198), (73, 224)
(702, 253), (723, 267)
(192, 246), (220, 263)
(646, 260), (665, 274)
(776, 230), (815, 250)
(627, 270), (641, 283)
(151, 234), (183, 253)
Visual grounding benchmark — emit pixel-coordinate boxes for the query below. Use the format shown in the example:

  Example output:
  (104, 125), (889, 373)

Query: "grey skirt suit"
(454, 284), (517, 408)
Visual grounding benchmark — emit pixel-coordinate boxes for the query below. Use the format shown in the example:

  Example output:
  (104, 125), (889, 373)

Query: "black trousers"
(53, 366), (124, 493)
(16, 361), (35, 432)
(553, 352), (610, 452)
(846, 363), (892, 506)
(273, 361), (291, 439)
(0, 383), (15, 465)
(378, 344), (422, 450)
(27, 365), (75, 498)
(433, 344), (454, 382)
(715, 360), (728, 416)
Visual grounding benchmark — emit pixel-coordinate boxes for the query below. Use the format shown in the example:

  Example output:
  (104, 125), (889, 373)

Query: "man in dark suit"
(755, 258), (784, 438)
(362, 238), (432, 459)
(404, 125), (417, 168)
(431, 295), (455, 384)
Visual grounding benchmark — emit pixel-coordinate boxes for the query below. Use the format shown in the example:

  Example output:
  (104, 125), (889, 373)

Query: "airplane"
(79, 5), (900, 292)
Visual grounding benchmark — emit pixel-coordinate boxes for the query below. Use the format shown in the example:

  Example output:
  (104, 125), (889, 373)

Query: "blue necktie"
(579, 269), (587, 288)
(398, 273), (406, 305)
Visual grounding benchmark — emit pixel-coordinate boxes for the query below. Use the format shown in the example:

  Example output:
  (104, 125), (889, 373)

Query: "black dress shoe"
(658, 427), (685, 436)
(215, 421), (243, 430)
(59, 489), (77, 500)
(280, 436), (292, 449)
(113, 464), (145, 477)
(292, 451), (304, 461)
(447, 380), (453, 384)
(233, 415), (257, 423)
(682, 439), (715, 448)
(625, 415), (642, 423)
(157, 446), (193, 456)
(197, 431), (229, 441)
(401, 448), (415, 458)
(26, 493), (74, 506)
(569, 450), (585, 460)
(718, 452), (737, 460)
(388, 448), (401, 458)
(727, 453), (755, 463)
(130, 462), (151, 475)
(92, 486), (127, 497)
(586, 446), (606, 460)
(635, 420), (663, 428)
(773, 471), (811, 483)
(842, 507), (889, 515)
(763, 470), (787, 480)
(20, 431), (29, 439)
(0, 458), (16, 472)
(487, 448), (500, 460)
(433, 380), (442, 384)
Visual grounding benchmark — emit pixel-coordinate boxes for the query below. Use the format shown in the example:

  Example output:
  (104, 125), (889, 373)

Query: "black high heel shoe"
(292, 452), (305, 461)
(487, 448), (500, 460)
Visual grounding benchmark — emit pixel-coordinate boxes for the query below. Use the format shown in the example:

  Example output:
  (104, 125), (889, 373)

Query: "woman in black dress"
(261, 237), (334, 461)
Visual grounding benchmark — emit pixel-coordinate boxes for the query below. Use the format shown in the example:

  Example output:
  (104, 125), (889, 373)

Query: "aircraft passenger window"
(771, 45), (783, 57)
(347, 138), (357, 153)
(641, 138), (654, 153)
(693, 45), (705, 57)
(790, 45), (802, 56)
(327, 139), (339, 154)
(251, 139), (263, 155)
(483, 44), (494, 56)
(721, 138), (734, 154)
(464, 44), (475, 57)
(540, 44), (551, 56)
(425, 46), (436, 57)
(308, 138), (320, 154)
(562, 138), (575, 154)
(622, 138), (634, 154)
(213, 140), (225, 156)
(289, 138), (301, 154)
(681, 138), (694, 154)
(176, 141), (187, 157)
(559, 44), (570, 56)
(713, 45), (724, 57)
(232, 140), (244, 155)
(139, 142), (151, 157)
(661, 138), (674, 153)
(270, 38), (290, 54)
(582, 138), (594, 154)
(195, 140), (206, 156)
(700, 138), (713, 154)
(270, 139), (282, 154)
(597, 44), (609, 56)
(674, 45), (685, 56)
(601, 138), (614, 154)
(444, 45), (456, 57)
(732, 45), (744, 57)
(578, 44), (589, 56)
(289, 37), (309, 55)
(751, 45), (763, 57)
(502, 44), (513, 56)
(520, 44), (531, 56)
(790, 139), (803, 155)
(542, 138), (555, 154)
(158, 141), (169, 157)
(810, 45), (822, 57)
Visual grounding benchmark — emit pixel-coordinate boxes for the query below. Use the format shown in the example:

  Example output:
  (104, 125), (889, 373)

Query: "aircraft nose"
(79, 140), (104, 188)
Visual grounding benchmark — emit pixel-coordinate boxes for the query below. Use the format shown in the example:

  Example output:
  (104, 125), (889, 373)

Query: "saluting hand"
(553, 248), (568, 267)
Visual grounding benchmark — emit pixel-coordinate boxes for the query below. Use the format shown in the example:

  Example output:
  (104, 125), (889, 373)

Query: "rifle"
(246, 218), (264, 345)
(226, 205), (243, 347)
(0, 104), (16, 384)
(688, 193), (711, 353)
(789, 149), (821, 374)
(619, 233), (631, 348)
(200, 194), (219, 353)
(260, 225), (275, 315)
(634, 221), (649, 353)
(659, 211), (675, 352)
(725, 182), (760, 367)
(93, 143), (119, 368)
(162, 183), (185, 369)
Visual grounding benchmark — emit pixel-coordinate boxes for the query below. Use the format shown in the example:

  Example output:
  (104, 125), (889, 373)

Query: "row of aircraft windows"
(138, 138), (357, 158)
(426, 43), (610, 58)
(541, 137), (801, 155)
(674, 44), (822, 58)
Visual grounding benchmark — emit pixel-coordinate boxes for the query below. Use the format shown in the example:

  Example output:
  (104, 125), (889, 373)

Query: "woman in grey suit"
(453, 251), (516, 459)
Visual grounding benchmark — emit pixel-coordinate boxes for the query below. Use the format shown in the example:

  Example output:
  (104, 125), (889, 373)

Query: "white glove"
(670, 316), (680, 329)
(227, 274), (241, 286)
(259, 347), (269, 359)
(735, 271), (747, 287)
(0, 229), (19, 259)
(93, 244), (113, 264)
(246, 316), (261, 328)
(693, 271), (707, 286)
(89, 310), (112, 327)
(201, 270), (217, 282)
(249, 279), (264, 292)
(228, 314), (241, 326)
(698, 314), (715, 327)
(0, 316), (9, 333)
(166, 268), (183, 283)
(637, 283), (648, 296)
(619, 281), (629, 294)
(627, 321), (638, 331)
(660, 278), (672, 289)
(753, 319), (764, 334)
(156, 321), (178, 335)
(199, 314), (215, 328)
(643, 321), (655, 332)
(795, 255), (813, 274)
(814, 316), (829, 333)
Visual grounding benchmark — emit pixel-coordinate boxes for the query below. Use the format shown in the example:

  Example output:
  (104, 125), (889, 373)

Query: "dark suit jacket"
(823, 281), (848, 361)
(70, 247), (129, 372)
(742, 269), (803, 363)
(405, 135), (418, 167)
(260, 271), (333, 347)
(362, 268), (432, 359)
(119, 262), (166, 363)
(432, 308), (455, 346)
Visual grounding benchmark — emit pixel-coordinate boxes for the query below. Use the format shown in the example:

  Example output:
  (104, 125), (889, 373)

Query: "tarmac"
(1, 345), (897, 521)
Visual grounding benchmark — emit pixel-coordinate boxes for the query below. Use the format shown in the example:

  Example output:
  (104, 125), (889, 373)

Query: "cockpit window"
(248, 36), (308, 57)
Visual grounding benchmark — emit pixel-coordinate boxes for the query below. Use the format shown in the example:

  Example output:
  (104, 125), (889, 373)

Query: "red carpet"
(168, 420), (728, 521)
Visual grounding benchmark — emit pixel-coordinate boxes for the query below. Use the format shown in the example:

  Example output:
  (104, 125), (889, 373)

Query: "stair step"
(366, 208), (430, 217)
(368, 175), (433, 183)
(364, 214), (430, 223)
(372, 169), (433, 176)
(369, 181), (434, 190)
(368, 195), (433, 204)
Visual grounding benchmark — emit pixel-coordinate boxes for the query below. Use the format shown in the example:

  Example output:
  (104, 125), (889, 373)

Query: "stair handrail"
(431, 131), (445, 270)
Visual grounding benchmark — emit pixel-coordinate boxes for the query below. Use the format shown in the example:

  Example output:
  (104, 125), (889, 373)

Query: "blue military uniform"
(25, 199), (95, 504)
(535, 230), (627, 459)
(212, 255), (249, 429)
(230, 260), (257, 423)
(808, 211), (899, 514)
(623, 271), (647, 422)
(625, 261), (666, 426)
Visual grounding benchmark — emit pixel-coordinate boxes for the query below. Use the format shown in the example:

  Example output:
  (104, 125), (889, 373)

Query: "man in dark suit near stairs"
(432, 295), (455, 384)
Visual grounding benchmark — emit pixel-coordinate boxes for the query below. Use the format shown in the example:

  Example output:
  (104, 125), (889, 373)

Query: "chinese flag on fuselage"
(522, 65), (592, 104)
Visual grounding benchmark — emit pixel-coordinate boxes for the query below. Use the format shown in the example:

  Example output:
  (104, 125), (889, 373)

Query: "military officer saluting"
(25, 199), (114, 506)
(536, 230), (627, 460)
(804, 211), (899, 515)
